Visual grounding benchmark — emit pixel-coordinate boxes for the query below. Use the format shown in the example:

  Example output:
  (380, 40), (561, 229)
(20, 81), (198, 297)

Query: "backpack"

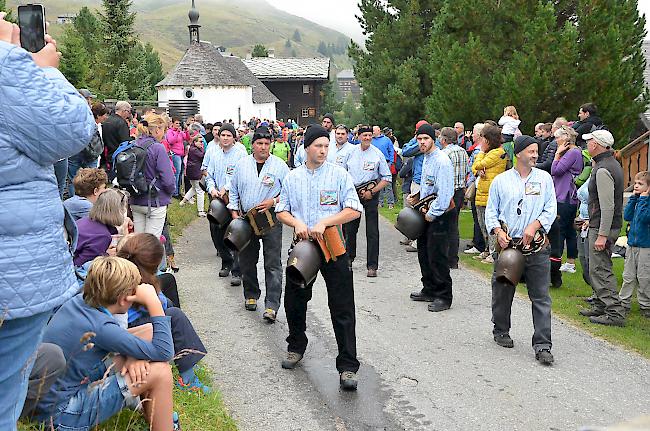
(501, 141), (514, 170)
(81, 126), (104, 161)
(574, 149), (592, 187)
(111, 140), (157, 198)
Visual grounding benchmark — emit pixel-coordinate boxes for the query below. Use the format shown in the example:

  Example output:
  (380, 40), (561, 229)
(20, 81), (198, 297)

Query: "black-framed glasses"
(517, 198), (523, 216)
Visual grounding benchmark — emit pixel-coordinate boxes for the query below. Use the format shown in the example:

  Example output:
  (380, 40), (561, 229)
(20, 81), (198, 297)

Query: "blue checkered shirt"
(227, 154), (290, 213)
(442, 143), (469, 190)
(276, 162), (362, 228)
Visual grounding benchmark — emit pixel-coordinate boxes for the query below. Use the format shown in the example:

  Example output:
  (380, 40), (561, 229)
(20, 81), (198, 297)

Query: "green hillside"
(7, 0), (352, 72)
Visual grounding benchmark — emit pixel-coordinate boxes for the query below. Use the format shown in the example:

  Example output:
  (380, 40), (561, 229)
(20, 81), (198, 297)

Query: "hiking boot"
(589, 315), (625, 327)
(494, 333), (514, 348)
(367, 268), (377, 278)
(410, 290), (434, 302)
(262, 308), (276, 323)
(579, 308), (604, 317)
(230, 275), (241, 286)
(245, 298), (257, 311)
(535, 349), (554, 365)
(281, 352), (303, 369)
(427, 299), (451, 312)
(339, 371), (358, 391)
(218, 267), (231, 277)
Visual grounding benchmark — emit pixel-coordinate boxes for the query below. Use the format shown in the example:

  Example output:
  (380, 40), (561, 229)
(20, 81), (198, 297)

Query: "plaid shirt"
(442, 144), (469, 190)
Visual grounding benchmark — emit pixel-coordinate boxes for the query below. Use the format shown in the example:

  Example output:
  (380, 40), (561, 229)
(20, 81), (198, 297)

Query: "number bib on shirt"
(363, 161), (377, 171)
(424, 175), (436, 187)
(320, 190), (338, 206)
(226, 164), (236, 175)
(261, 174), (275, 187)
(525, 182), (541, 195)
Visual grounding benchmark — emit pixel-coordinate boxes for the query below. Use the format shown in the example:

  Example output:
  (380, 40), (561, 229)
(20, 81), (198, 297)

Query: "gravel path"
(173, 216), (649, 431)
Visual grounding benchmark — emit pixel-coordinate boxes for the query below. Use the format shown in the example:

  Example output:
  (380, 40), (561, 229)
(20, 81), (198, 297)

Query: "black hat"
(219, 123), (237, 138)
(514, 135), (538, 154)
(322, 113), (335, 123)
(252, 126), (272, 142)
(416, 124), (436, 140)
(303, 125), (330, 148)
(358, 125), (372, 134)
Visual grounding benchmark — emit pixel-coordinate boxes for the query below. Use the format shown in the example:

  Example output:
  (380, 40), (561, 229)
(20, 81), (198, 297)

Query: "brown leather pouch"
(316, 225), (346, 262)
(246, 207), (278, 236)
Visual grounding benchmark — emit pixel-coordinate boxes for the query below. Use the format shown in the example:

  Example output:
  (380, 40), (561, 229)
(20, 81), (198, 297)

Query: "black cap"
(322, 113), (335, 123)
(304, 125), (330, 148)
(358, 125), (372, 134)
(416, 124), (436, 140)
(514, 135), (538, 154)
(252, 126), (272, 142)
(219, 123), (237, 138)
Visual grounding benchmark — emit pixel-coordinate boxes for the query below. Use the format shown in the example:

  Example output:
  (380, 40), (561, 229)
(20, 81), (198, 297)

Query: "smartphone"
(18, 4), (46, 53)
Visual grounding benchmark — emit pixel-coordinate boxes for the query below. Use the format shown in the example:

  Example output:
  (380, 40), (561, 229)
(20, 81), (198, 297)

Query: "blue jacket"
(371, 134), (394, 167)
(0, 41), (95, 319)
(624, 195), (650, 248)
(402, 137), (424, 185)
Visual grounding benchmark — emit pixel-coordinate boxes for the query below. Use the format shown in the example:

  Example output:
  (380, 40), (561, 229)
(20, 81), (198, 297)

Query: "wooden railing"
(616, 130), (649, 189)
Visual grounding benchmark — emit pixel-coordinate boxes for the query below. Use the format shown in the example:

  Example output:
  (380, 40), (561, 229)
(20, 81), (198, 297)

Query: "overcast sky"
(273, 0), (650, 45)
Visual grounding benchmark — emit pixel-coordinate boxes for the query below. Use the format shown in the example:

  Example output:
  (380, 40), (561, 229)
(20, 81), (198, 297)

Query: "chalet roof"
(337, 69), (355, 79)
(242, 57), (330, 81)
(156, 42), (278, 104)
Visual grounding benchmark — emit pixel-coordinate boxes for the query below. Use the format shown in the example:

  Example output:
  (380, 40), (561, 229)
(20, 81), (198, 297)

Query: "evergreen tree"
(74, 7), (101, 60)
(59, 26), (90, 88)
(320, 80), (343, 114)
(252, 44), (269, 57)
(292, 29), (301, 42)
(143, 42), (164, 89)
(573, 0), (647, 147)
(336, 93), (365, 127)
(317, 41), (328, 56)
(0, 0), (14, 22)
(97, 0), (137, 95)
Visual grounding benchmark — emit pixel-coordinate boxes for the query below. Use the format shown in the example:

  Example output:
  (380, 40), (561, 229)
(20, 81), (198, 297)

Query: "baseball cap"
(79, 89), (96, 99)
(582, 129), (614, 148)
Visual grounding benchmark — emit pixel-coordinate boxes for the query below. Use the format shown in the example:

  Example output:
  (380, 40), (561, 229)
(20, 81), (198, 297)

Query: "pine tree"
(317, 41), (328, 56)
(320, 80), (343, 114)
(97, 0), (136, 75)
(573, 0), (648, 147)
(252, 44), (269, 57)
(292, 29), (301, 42)
(0, 0), (14, 22)
(59, 26), (90, 88)
(74, 7), (101, 60)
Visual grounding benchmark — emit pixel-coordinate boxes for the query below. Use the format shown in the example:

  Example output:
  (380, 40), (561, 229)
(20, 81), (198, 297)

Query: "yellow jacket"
(472, 147), (507, 207)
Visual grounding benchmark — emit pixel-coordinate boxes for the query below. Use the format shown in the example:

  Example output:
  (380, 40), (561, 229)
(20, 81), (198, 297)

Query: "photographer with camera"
(0, 12), (95, 430)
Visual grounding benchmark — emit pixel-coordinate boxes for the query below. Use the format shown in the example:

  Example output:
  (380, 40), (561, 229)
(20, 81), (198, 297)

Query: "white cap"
(582, 129), (614, 148)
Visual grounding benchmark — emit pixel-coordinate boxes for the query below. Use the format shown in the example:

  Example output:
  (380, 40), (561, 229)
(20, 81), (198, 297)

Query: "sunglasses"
(255, 133), (272, 140)
(517, 198), (523, 216)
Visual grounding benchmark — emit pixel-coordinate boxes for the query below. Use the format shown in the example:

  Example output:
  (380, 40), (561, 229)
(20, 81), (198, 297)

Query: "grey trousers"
(492, 247), (552, 352)
(239, 223), (283, 311)
(588, 228), (626, 320)
(22, 343), (66, 419)
(620, 246), (650, 312)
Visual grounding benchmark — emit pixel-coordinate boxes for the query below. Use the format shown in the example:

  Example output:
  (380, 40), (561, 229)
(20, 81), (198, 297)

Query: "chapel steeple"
(188, 0), (200, 44)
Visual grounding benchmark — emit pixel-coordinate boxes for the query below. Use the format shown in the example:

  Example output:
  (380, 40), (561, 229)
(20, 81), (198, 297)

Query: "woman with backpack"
(128, 113), (176, 238)
(550, 126), (583, 275)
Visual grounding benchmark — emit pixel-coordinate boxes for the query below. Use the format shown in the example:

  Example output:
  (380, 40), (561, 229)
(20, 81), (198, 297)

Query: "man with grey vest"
(579, 129), (626, 326)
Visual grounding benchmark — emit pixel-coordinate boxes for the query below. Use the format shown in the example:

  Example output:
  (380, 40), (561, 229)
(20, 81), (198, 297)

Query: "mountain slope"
(7, 0), (352, 71)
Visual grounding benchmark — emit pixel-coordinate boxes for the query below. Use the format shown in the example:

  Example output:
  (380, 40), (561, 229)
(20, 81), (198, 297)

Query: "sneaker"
(263, 308), (276, 322)
(176, 376), (211, 394)
(179, 199), (188, 207)
(559, 262), (576, 273)
(388, 204), (394, 209)
(218, 267), (231, 277)
(198, 211), (207, 217)
(339, 371), (358, 391)
(405, 245), (418, 252)
(281, 352), (303, 369)
(464, 247), (481, 254)
(188, 197), (196, 204)
(589, 315), (625, 327)
(494, 333), (514, 348)
(245, 298), (257, 311)
(535, 349), (554, 365)
(579, 308), (604, 317)
(611, 252), (622, 258)
(230, 275), (241, 286)
(173, 412), (181, 431)
(481, 255), (494, 264)
(473, 251), (489, 260)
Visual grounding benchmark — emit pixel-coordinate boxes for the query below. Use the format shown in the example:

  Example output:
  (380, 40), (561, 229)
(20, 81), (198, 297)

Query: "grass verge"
(19, 196), (238, 431)
(381, 200), (650, 359)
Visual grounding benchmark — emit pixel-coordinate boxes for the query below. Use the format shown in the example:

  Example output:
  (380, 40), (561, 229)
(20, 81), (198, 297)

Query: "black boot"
(550, 260), (562, 288)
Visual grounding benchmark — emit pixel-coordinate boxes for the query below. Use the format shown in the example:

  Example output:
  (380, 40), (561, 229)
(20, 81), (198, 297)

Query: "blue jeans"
(0, 311), (51, 431)
(54, 159), (68, 198)
(67, 155), (98, 197)
(171, 154), (183, 196)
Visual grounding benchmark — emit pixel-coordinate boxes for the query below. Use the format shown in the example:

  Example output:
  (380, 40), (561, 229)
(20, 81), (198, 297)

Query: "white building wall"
(253, 103), (277, 122)
(158, 85), (261, 124)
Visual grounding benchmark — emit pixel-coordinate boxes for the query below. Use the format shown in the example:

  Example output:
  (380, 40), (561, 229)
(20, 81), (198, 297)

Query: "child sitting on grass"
(35, 256), (178, 431)
(620, 171), (650, 318)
